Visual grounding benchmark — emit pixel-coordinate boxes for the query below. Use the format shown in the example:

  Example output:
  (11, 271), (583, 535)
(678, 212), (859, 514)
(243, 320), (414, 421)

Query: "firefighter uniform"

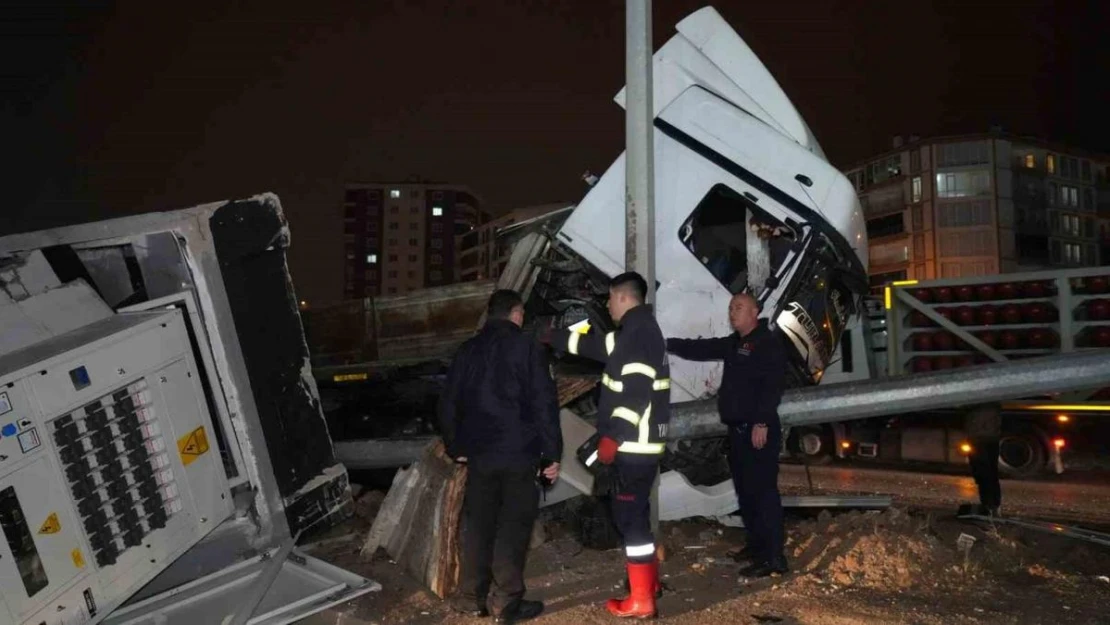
(667, 318), (789, 574)
(552, 304), (669, 616)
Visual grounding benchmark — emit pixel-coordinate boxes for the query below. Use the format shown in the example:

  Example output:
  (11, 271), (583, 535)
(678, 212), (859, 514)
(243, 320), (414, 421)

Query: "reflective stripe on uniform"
(621, 362), (657, 379)
(653, 378), (670, 391)
(612, 406), (641, 426)
(625, 543), (655, 557)
(605, 332), (616, 355)
(567, 332), (580, 355)
(601, 373), (623, 392)
(618, 441), (665, 454)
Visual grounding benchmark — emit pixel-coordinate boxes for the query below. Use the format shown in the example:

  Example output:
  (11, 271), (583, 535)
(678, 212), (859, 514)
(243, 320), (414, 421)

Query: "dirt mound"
(786, 508), (956, 590)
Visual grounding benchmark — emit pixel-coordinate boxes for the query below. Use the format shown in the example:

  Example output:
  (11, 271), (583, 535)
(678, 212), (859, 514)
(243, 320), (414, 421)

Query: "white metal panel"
(101, 549), (380, 625)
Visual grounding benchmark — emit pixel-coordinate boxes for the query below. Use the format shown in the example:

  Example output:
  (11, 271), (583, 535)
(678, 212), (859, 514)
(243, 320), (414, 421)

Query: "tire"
(997, 429), (1047, 478)
(789, 426), (834, 465)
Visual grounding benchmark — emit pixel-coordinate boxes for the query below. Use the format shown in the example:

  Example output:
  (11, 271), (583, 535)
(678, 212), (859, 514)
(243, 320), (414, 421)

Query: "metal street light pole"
(625, 0), (659, 535)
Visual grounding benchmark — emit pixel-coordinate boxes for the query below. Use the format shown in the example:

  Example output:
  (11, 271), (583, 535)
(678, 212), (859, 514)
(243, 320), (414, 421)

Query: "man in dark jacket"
(438, 289), (561, 624)
(667, 292), (789, 577)
(546, 272), (670, 619)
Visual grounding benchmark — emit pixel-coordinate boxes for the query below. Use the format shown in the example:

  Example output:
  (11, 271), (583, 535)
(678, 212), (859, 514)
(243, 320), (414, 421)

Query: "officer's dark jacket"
(437, 318), (561, 465)
(667, 319), (787, 427)
(552, 305), (670, 461)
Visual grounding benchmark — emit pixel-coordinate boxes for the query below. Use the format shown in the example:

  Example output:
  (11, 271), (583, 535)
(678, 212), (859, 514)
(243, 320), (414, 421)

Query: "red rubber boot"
(606, 561), (657, 618)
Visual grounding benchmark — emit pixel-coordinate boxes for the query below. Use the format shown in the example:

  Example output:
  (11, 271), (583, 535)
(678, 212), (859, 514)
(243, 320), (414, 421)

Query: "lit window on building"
(366, 254), (378, 264)
(432, 206), (444, 217)
(1046, 154), (1056, 175)
(912, 176), (922, 203)
(390, 189), (401, 199)
(1024, 154), (1035, 168)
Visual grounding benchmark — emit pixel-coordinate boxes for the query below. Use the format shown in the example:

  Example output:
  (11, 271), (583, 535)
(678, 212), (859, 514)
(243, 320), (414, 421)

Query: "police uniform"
(668, 318), (789, 573)
(552, 304), (669, 616)
(964, 403), (1002, 514)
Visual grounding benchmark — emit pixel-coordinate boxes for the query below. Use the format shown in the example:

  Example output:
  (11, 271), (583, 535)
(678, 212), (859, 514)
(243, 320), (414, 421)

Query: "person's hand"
(543, 462), (560, 482)
(751, 424), (768, 450)
(598, 436), (619, 464)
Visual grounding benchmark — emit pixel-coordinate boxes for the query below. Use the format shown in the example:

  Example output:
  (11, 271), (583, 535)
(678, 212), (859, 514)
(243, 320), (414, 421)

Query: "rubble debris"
(360, 441), (466, 598)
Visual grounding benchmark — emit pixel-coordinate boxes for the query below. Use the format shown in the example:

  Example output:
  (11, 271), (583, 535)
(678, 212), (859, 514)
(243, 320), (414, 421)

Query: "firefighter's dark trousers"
(727, 423), (785, 565)
(611, 458), (659, 563)
(456, 459), (539, 612)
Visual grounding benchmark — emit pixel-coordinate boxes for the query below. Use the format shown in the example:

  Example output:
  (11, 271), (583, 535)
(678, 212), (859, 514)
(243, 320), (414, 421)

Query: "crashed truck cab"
(537, 7), (870, 396)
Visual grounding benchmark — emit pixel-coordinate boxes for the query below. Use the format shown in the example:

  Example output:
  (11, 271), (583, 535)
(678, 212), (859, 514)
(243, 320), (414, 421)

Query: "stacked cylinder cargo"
(791, 266), (1110, 477)
(544, 6), (870, 402)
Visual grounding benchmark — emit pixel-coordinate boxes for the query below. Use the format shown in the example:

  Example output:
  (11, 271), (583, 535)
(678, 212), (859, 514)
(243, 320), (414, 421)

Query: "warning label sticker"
(177, 426), (210, 467)
(39, 512), (60, 535)
(72, 548), (86, 569)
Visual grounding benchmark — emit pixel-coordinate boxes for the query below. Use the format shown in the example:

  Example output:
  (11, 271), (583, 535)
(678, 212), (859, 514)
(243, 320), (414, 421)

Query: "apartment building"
(843, 133), (1110, 291)
(457, 202), (573, 283)
(342, 182), (486, 298)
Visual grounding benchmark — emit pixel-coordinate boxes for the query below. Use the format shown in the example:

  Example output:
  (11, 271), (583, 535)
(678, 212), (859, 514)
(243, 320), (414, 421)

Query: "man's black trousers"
(968, 437), (1001, 509)
(610, 459), (659, 562)
(727, 423), (785, 564)
(457, 460), (540, 612)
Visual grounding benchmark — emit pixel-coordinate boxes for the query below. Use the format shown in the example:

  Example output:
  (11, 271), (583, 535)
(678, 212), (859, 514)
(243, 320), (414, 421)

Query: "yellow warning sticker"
(177, 426), (210, 467)
(72, 548), (85, 569)
(39, 512), (60, 535)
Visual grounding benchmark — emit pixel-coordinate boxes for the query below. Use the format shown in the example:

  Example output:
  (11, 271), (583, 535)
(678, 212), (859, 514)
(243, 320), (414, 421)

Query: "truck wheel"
(789, 426), (834, 465)
(998, 430), (1046, 478)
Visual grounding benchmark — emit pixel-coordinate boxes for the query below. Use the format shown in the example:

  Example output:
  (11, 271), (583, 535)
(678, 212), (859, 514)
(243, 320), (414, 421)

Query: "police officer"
(547, 272), (670, 619)
(667, 292), (789, 578)
(964, 402), (1002, 516)
(438, 289), (561, 624)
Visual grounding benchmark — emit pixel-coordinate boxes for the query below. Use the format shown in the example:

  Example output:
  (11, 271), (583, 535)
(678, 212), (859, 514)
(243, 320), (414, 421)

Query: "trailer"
(783, 266), (1110, 476)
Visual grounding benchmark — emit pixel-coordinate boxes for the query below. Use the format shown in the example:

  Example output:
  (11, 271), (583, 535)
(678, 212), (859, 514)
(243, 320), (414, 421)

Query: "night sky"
(2, 1), (1107, 306)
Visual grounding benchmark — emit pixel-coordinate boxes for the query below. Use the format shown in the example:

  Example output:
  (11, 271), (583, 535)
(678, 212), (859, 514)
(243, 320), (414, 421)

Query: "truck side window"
(679, 184), (791, 294)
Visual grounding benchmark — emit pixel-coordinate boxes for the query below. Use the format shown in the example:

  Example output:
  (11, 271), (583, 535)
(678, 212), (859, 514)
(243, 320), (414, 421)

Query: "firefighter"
(667, 292), (789, 578)
(964, 402), (1002, 516)
(438, 289), (561, 624)
(545, 272), (670, 619)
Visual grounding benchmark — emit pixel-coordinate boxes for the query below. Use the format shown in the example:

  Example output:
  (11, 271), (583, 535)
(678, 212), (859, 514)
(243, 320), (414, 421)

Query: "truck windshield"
(678, 184), (794, 294)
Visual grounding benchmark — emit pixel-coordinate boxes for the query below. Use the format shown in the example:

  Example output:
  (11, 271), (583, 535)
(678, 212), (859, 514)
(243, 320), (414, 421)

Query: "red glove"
(598, 436), (619, 465)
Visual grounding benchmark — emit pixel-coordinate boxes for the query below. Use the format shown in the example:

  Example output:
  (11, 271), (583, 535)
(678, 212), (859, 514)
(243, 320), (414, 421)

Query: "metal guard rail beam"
(668, 349), (1110, 439)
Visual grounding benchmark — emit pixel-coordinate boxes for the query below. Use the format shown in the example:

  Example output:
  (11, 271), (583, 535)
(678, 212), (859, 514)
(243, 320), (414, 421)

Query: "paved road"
(778, 463), (1110, 525)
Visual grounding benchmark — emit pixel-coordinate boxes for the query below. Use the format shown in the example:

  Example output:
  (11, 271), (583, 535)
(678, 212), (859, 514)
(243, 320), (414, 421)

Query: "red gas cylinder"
(999, 330), (1021, 350)
(1026, 328), (1055, 349)
(1023, 302), (1047, 323)
(913, 333), (935, 352)
(910, 311), (932, 327)
(976, 284), (997, 301)
(935, 287), (954, 303)
(1000, 304), (1022, 324)
(1088, 276), (1109, 294)
(1088, 299), (1110, 320)
(956, 306), (977, 325)
(955, 355), (976, 368)
(911, 357), (933, 373)
(956, 285), (976, 301)
(936, 307), (955, 323)
(1094, 327), (1110, 348)
(977, 304), (998, 326)
(934, 332), (956, 351)
(996, 283), (1017, 300)
(912, 288), (933, 303)
(933, 356), (955, 370)
(975, 330), (998, 348)
(1022, 281), (1048, 298)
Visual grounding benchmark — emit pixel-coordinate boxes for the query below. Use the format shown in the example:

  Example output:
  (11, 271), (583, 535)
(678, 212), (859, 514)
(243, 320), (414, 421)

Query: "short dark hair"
(487, 289), (524, 319)
(610, 272), (647, 304)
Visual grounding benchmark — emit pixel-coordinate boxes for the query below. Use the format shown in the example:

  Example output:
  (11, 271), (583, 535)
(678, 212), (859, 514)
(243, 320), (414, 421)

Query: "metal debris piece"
(958, 514), (1110, 548)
